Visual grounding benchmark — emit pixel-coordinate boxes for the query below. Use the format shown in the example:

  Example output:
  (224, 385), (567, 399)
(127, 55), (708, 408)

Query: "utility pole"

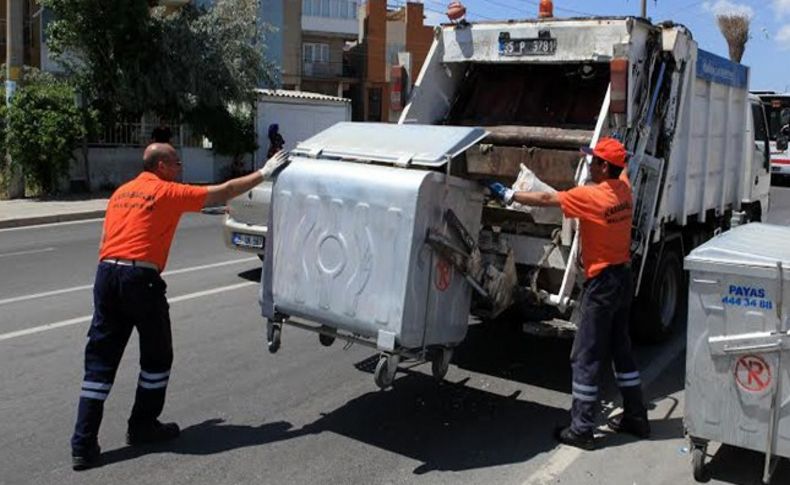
(3, 0), (25, 198)
(641, 0), (647, 18)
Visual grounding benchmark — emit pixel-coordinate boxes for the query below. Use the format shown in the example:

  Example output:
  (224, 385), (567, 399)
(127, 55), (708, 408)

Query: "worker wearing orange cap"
(488, 137), (649, 450)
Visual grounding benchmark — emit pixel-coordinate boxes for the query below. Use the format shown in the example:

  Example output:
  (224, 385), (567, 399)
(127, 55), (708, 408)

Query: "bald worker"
(70, 143), (288, 470)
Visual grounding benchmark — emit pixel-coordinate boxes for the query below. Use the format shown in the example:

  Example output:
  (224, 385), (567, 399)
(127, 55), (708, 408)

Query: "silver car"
(223, 181), (272, 256)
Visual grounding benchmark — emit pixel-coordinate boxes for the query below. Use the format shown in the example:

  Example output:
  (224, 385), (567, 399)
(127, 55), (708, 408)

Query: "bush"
(5, 79), (91, 195)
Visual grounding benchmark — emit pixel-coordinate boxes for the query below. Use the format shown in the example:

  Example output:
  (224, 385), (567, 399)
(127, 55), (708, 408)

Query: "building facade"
(349, 0), (433, 121)
(0, 0), (43, 70)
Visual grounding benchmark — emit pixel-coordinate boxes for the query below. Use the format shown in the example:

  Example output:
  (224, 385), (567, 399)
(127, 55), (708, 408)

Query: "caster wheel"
(318, 326), (336, 347)
(692, 445), (708, 482)
(267, 321), (282, 354)
(431, 348), (453, 381)
(374, 354), (398, 389)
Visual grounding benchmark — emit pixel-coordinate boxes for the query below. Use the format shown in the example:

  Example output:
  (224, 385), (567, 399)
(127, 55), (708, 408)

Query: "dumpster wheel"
(431, 348), (453, 381)
(690, 440), (709, 482)
(267, 321), (282, 354)
(318, 325), (337, 347)
(374, 354), (399, 389)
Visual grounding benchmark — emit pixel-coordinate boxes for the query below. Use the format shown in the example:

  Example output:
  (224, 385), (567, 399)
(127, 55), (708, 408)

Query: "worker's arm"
(204, 151), (289, 207)
(486, 181), (560, 207)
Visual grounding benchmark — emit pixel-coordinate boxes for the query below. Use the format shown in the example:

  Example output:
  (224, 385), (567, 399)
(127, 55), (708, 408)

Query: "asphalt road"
(2, 188), (790, 485)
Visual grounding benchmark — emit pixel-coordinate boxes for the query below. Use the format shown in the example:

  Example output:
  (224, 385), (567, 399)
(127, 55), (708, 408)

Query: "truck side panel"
(661, 49), (751, 225)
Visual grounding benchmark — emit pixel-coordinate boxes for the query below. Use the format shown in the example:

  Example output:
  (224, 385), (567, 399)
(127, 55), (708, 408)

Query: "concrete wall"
(69, 147), (238, 192)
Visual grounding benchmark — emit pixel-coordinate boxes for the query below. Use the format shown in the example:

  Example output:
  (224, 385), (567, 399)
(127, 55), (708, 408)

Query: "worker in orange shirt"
(70, 143), (289, 470)
(487, 137), (649, 450)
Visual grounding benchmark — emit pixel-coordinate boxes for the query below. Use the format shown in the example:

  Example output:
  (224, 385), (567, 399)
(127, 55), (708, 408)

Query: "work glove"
(486, 181), (515, 205)
(258, 150), (290, 179)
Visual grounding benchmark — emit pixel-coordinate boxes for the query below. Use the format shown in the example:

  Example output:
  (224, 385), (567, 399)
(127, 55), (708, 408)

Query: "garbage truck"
(263, 16), (772, 388)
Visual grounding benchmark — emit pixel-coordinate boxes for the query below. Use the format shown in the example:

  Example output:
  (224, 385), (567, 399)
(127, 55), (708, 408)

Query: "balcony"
(303, 61), (338, 78)
(301, 15), (358, 38)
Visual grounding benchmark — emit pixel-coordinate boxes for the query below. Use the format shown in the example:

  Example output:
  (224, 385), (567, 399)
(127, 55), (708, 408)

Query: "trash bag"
(509, 164), (563, 225)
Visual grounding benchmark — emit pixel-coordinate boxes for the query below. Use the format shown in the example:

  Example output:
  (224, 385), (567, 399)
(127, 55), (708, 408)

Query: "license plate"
(500, 37), (557, 56)
(232, 232), (264, 249)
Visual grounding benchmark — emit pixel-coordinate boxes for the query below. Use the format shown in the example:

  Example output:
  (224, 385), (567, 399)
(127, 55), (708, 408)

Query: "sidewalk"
(0, 195), (109, 229)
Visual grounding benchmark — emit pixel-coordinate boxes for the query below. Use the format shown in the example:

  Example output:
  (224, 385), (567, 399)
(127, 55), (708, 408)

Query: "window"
(303, 43), (330, 63)
(302, 0), (357, 19)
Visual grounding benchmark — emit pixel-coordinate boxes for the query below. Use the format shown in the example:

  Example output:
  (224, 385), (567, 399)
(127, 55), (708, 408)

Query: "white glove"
(258, 150), (289, 179)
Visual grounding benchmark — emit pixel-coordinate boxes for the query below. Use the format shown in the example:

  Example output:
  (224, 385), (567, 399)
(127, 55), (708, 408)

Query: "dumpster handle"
(722, 341), (782, 354)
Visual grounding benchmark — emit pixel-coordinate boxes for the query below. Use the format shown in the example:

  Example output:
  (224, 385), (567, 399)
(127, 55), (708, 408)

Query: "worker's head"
(143, 143), (182, 182)
(268, 123), (279, 139)
(580, 137), (627, 183)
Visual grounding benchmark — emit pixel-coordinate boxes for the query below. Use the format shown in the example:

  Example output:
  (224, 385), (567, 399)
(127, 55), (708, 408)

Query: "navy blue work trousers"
(569, 264), (646, 435)
(71, 262), (173, 454)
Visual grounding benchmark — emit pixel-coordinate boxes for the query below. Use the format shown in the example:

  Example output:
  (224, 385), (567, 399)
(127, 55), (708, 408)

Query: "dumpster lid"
(290, 122), (488, 167)
(685, 224), (790, 273)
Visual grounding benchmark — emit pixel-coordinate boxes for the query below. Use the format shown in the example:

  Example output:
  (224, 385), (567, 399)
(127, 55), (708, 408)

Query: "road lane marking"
(521, 334), (686, 485)
(0, 247), (55, 258)
(0, 218), (104, 233)
(0, 256), (258, 306)
(0, 281), (257, 342)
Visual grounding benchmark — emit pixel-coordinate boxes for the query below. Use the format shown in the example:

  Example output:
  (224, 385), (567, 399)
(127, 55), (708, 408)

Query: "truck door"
(750, 100), (771, 212)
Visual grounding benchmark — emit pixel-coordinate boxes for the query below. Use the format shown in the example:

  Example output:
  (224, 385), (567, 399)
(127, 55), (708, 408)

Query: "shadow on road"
(300, 372), (567, 474)
(452, 321), (574, 394)
(238, 267), (262, 282)
(701, 444), (790, 484)
(99, 372), (565, 474)
(100, 419), (296, 466)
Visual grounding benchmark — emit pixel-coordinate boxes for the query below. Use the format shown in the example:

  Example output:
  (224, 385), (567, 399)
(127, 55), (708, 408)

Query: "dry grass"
(717, 14), (750, 63)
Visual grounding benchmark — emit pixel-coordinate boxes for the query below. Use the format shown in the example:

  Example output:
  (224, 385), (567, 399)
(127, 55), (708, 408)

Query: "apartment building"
(349, 0), (433, 121)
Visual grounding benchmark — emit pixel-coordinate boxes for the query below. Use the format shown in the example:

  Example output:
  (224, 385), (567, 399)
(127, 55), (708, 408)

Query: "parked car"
(223, 181), (272, 257)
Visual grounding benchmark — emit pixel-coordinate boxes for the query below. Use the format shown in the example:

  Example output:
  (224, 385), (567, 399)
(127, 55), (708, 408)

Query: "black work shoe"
(72, 445), (101, 471)
(607, 414), (651, 439)
(554, 426), (595, 450)
(126, 420), (180, 446)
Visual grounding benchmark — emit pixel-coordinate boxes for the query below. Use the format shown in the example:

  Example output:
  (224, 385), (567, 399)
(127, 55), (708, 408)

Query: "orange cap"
(580, 137), (628, 168)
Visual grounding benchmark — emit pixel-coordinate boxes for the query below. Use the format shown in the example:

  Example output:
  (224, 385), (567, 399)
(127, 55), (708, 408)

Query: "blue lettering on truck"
(696, 49), (748, 89)
(721, 284), (773, 309)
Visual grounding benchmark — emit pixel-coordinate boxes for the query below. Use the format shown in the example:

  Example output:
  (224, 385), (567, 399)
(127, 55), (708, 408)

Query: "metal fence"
(90, 119), (205, 148)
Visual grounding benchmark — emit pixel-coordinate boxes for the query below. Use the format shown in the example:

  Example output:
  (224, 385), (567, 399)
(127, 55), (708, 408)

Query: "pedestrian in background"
(487, 137), (649, 450)
(70, 143), (289, 471)
(267, 123), (285, 158)
(151, 117), (173, 144)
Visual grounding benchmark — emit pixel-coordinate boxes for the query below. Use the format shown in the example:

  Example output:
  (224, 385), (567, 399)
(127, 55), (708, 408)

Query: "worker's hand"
(486, 181), (515, 205)
(258, 150), (290, 179)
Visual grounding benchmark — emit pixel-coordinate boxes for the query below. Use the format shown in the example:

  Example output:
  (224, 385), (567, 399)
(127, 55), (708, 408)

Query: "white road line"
(521, 335), (686, 485)
(0, 218), (104, 233)
(0, 256), (258, 306)
(0, 281), (257, 342)
(0, 247), (55, 258)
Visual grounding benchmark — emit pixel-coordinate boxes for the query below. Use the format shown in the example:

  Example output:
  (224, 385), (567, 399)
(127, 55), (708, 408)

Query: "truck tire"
(632, 247), (684, 343)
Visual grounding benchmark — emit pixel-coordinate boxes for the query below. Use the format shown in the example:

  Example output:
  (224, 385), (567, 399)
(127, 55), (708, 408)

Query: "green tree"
(42, 0), (276, 160)
(4, 77), (94, 195)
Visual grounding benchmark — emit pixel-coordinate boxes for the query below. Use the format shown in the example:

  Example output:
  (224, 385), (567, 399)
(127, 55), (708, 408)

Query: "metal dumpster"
(267, 122), (488, 388)
(684, 223), (790, 483)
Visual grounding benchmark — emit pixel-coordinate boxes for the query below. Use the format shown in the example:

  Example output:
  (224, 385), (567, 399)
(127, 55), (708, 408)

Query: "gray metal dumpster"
(684, 223), (790, 483)
(267, 123), (488, 388)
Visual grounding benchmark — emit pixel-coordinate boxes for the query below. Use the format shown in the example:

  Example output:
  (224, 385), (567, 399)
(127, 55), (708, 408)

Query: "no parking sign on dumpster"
(734, 354), (772, 393)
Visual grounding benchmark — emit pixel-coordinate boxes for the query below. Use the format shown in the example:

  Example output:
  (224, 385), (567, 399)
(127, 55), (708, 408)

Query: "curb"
(0, 210), (106, 229)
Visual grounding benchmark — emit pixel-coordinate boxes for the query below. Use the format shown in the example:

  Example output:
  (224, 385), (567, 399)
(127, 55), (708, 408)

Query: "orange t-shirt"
(556, 179), (633, 279)
(99, 172), (208, 271)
